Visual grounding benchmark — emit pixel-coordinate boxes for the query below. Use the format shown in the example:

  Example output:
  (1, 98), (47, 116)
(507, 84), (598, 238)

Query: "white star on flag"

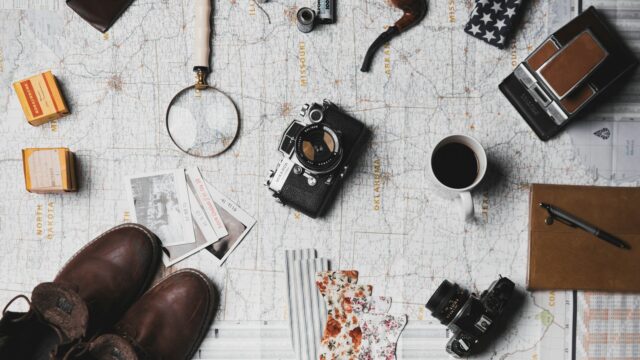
(483, 30), (496, 42)
(504, 7), (516, 18)
(491, 1), (503, 13)
(464, 0), (522, 48)
(469, 24), (482, 35)
(480, 13), (493, 25)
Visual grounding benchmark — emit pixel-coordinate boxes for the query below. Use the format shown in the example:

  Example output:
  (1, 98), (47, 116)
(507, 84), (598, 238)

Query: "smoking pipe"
(360, 0), (428, 72)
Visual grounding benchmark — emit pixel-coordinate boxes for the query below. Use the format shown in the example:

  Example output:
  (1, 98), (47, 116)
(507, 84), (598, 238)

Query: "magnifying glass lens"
(166, 87), (239, 157)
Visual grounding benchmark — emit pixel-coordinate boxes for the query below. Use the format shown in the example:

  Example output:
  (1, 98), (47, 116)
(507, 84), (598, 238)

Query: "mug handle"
(460, 192), (474, 222)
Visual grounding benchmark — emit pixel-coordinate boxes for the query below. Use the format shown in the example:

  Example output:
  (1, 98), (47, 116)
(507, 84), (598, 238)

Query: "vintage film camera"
(266, 100), (370, 218)
(426, 277), (515, 358)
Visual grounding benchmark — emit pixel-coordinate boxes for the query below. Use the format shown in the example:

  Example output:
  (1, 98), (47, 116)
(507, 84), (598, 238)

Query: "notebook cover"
(528, 184), (640, 292)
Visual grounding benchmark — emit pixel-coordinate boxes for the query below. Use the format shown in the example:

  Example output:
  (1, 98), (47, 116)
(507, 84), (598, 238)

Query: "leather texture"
(528, 184), (640, 292)
(66, 0), (135, 33)
(0, 223), (160, 359)
(54, 223), (161, 337)
(538, 31), (608, 98)
(88, 269), (217, 360)
(526, 40), (559, 70)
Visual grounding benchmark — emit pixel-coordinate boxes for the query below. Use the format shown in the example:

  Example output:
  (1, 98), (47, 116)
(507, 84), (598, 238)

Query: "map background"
(0, 0), (635, 358)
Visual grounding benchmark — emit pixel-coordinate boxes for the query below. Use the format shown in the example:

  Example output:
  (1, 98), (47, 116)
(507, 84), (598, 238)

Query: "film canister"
(297, 7), (316, 33)
(316, 0), (336, 24)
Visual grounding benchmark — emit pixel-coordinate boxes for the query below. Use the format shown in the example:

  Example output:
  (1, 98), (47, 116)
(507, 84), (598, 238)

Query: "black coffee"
(432, 142), (479, 189)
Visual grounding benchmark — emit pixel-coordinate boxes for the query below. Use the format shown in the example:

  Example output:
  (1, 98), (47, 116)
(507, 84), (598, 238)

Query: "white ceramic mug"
(428, 135), (487, 222)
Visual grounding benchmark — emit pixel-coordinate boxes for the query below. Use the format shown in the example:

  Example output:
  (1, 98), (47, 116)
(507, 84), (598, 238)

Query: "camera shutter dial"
(308, 108), (324, 123)
(307, 176), (317, 186)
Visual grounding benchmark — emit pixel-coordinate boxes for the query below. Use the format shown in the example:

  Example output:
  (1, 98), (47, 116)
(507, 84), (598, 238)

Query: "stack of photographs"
(125, 167), (255, 267)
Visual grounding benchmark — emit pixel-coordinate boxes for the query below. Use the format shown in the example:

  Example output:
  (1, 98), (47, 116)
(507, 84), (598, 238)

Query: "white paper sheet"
(568, 0), (640, 182)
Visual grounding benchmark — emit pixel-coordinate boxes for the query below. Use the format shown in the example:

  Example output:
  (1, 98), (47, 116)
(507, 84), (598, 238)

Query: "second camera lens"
(426, 280), (470, 325)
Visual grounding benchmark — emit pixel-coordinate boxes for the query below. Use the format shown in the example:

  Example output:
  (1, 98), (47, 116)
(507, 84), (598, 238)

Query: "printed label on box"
(28, 150), (62, 190)
(20, 80), (43, 117)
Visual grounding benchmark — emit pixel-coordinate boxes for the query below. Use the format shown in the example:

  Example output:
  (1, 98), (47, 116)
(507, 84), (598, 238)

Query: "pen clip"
(540, 204), (577, 228)
(545, 214), (577, 228)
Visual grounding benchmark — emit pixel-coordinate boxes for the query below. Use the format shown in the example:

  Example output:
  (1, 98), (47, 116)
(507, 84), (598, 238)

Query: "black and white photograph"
(206, 204), (247, 261)
(202, 180), (256, 266)
(185, 167), (228, 239)
(125, 170), (196, 247)
(162, 186), (220, 266)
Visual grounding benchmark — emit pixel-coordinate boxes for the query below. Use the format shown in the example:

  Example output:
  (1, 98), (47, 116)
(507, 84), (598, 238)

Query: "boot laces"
(2, 295), (31, 319)
(61, 340), (91, 360)
(3, 293), (69, 355)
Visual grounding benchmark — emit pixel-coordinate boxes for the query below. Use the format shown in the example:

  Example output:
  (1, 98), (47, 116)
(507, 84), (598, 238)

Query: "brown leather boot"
(72, 269), (218, 360)
(0, 224), (161, 359)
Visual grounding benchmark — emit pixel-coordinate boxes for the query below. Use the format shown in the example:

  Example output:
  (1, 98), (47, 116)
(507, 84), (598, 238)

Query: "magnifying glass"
(166, 0), (240, 158)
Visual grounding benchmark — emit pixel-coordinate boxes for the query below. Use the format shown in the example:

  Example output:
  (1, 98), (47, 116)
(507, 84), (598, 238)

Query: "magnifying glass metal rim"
(165, 82), (241, 158)
(165, 0), (240, 158)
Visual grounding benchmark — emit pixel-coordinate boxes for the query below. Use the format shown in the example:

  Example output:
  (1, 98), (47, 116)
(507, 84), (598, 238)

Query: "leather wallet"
(464, 0), (526, 49)
(67, 0), (134, 33)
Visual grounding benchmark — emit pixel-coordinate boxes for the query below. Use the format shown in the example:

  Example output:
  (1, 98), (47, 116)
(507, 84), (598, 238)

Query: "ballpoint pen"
(539, 203), (631, 250)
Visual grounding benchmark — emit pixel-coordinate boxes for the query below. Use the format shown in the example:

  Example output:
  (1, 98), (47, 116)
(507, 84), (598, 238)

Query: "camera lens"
(294, 123), (342, 173)
(426, 280), (470, 325)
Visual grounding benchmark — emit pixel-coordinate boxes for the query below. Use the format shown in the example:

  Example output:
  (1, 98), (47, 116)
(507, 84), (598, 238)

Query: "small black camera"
(426, 277), (515, 358)
(265, 100), (369, 218)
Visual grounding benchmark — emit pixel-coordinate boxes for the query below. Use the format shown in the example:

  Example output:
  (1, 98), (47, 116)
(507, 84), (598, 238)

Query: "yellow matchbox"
(13, 71), (69, 126)
(22, 148), (77, 194)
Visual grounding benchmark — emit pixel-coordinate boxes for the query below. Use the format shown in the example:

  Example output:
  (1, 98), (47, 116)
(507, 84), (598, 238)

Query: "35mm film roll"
(297, 7), (316, 33)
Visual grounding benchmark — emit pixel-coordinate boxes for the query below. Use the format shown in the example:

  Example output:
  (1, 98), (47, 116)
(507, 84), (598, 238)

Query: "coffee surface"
(432, 142), (479, 189)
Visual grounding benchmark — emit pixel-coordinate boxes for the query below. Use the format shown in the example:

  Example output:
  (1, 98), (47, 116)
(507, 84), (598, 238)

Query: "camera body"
(426, 277), (515, 358)
(266, 100), (369, 218)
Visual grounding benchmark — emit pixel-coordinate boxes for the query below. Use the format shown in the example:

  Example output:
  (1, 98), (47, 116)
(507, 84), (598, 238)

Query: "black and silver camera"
(426, 277), (515, 358)
(265, 100), (369, 218)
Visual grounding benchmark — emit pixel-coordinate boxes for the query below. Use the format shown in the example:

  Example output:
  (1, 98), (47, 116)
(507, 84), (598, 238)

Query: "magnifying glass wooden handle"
(194, 0), (211, 71)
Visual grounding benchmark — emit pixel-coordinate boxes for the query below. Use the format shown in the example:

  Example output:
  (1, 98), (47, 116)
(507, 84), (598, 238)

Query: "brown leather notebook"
(528, 184), (640, 292)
